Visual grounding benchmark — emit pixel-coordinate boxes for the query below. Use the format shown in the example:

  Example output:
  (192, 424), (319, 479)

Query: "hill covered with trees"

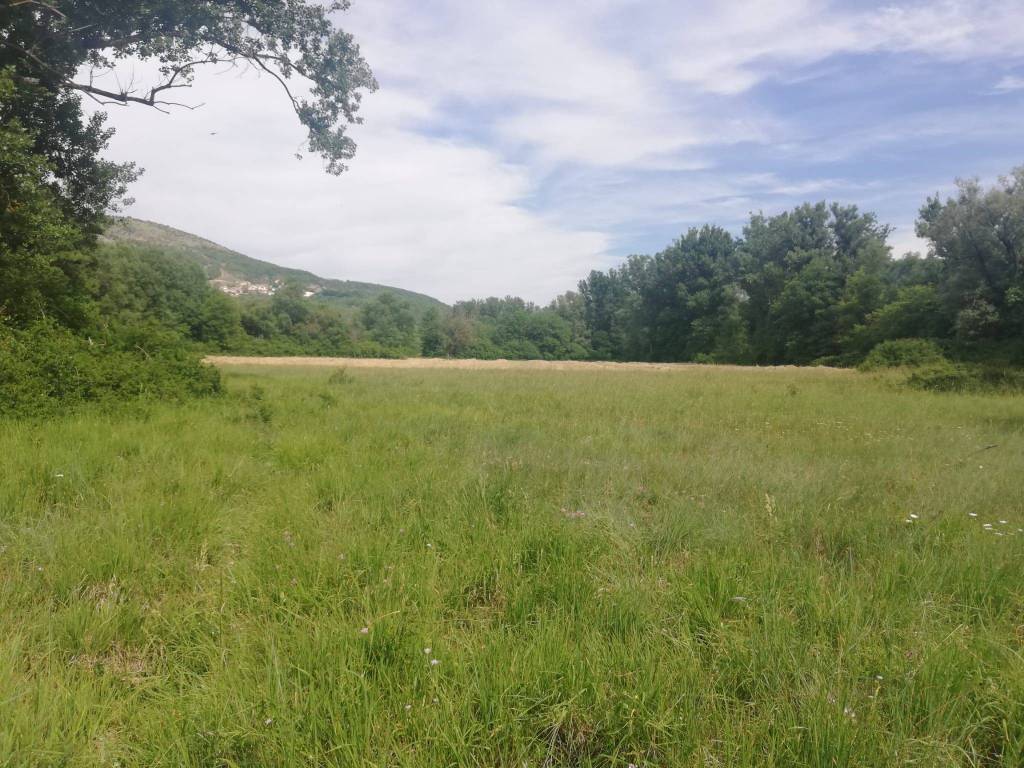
(102, 218), (443, 314)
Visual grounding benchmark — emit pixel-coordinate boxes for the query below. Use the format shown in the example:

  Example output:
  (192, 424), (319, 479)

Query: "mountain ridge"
(101, 217), (445, 313)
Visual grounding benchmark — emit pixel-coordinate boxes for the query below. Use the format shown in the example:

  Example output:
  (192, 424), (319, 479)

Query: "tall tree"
(419, 307), (446, 357)
(917, 169), (1024, 342)
(637, 225), (742, 361)
(360, 294), (417, 355)
(0, 72), (92, 327)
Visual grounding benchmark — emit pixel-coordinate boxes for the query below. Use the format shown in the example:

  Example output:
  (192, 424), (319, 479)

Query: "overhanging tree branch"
(2, 0), (377, 173)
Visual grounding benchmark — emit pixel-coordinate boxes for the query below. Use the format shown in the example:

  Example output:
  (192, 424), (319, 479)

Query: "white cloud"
(664, 0), (1024, 95)
(992, 74), (1024, 93)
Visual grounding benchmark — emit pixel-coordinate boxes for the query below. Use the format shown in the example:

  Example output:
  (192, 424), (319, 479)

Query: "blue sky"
(95, 0), (1024, 303)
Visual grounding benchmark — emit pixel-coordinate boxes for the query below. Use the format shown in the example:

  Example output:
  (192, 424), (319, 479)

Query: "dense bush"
(859, 339), (947, 370)
(905, 361), (1024, 394)
(0, 320), (221, 419)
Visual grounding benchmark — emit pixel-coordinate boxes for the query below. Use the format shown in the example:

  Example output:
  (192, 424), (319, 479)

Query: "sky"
(89, 0), (1024, 304)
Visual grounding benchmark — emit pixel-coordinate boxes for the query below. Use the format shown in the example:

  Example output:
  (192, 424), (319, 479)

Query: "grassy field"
(2, 364), (1023, 767)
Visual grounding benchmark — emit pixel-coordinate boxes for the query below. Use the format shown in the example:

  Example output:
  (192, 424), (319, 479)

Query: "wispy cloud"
(992, 74), (1024, 93)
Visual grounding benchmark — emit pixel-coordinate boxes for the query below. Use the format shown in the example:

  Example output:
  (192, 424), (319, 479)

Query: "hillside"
(101, 217), (445, 314)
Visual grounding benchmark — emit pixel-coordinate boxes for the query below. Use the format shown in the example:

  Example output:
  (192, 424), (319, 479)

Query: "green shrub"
(905, 360), (1024, 394)
(859, 338), (947, 370)
(0, 319), (221, 419)
(327, 367), (350, 386)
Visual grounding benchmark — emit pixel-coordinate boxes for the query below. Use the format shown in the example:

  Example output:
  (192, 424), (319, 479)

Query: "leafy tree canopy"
(917, 168), (1024, 341)
(1, 0), (377, 175)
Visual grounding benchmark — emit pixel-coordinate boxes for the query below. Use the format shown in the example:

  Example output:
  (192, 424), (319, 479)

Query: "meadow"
(2, 363), (1023, 767)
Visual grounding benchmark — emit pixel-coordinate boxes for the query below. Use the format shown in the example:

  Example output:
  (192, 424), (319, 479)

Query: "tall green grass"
(2, 365), (1023, 766)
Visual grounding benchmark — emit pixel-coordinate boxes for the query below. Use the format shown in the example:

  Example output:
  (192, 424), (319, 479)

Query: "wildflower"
(404, 704), (412, 712)
(54, 473), (64, 478)
(875, 675), (883, 681)
(843, 705), (856, 719)
(968, 513), (977, 517)
(424, 647), (432, 654)
(904, 518), (913, 523)
(264, 717), (274, 726)
(909, 513), (919, 520)
(999, 520), (1007, 525)
(426, 543), (433, 549)
(432, 697), (439, 704)
(430, 658), (440, 666)
(983, 524), (994, 529)
(359, 626), (369, 635)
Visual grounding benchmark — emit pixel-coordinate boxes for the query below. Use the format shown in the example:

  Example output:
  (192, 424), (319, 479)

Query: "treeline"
(439, 171), (1024, 368)
(184, 168), (1022, 367)
(86, 167), (1024, 370)
(575, 175), (1023, 366)
(85, 245), (590, 361)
